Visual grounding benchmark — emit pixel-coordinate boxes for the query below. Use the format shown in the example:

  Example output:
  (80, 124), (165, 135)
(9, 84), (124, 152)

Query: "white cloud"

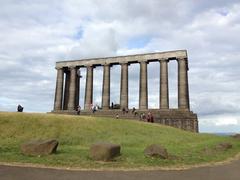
(200, 114), (240, 133)
(68, 23), (118, 59)
(215, 117), (239, 126)
(0, 0), (240, 132)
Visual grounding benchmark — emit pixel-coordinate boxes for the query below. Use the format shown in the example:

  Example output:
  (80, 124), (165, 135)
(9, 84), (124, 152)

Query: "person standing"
(122, 107), (126, 114)
(77, 105), (81, 115)
(17, 104), (24, 112)
(147, 112), (151, 122)
(150, 113), (154, 123)
(132, 107), (136, 114)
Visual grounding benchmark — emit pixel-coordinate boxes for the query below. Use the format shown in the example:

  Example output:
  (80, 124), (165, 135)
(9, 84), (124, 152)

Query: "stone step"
(51, 109), (198, 132)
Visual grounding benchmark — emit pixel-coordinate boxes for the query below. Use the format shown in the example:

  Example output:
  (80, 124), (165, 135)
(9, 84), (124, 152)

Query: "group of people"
(132, 107), (138, 116)
(122, 107), (138, 116)
(91, 104), (100, 113)
(76, 104), (100, 115)
(140, 112), (154, 123)
(16, 103), (154, 123)
(122, 107), (128, 114)
(119, 107), (154, 123)
(76, 104), (154, 123)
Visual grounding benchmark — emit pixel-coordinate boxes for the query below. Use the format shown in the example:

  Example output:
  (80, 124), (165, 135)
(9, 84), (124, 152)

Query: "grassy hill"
(0, 112), (239, 169)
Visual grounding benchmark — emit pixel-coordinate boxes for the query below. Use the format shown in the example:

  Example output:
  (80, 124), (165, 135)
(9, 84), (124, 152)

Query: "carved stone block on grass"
(232, 134), (240, 140)
(215, 142), (233, 151)
(90, 142), (121, 161)
(21, 139), (59, 156)
(144, 144), (168, 159)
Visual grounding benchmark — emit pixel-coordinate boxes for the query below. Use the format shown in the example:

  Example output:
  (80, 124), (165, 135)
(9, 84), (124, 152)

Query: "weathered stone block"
(21, 139), (58, 156)
(90, 142), (121, 161)
(232, 134), (240, 140)
(215, 142), (233, 151)
(144, 144), (168, 159)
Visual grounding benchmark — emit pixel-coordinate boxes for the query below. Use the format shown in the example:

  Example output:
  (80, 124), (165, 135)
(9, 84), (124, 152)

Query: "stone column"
(178, 58), (190, 110)
(75, 68), (80, 108)
(54, 67), (64, 111)
(63, 70), (70, 110)
(160, 59), (169, 109)
(120, 63), (128, 109)
(84, 65), (93, 110)
(102, 64), (110, 109)
(67, 66), (77, 110)
(139, 61), (148, 109)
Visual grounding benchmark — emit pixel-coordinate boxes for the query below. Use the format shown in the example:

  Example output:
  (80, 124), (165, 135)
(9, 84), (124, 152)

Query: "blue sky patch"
(126, 36), (151, 49)
(73, 27), (84, 40)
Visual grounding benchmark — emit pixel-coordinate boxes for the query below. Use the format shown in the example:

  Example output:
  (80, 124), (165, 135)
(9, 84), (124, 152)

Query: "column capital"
(177, 57), (187, 61)
(119, 61), (129, 65)
(138, 60), (148, 64)
(55, 67), (63, 70)
(68, 66), (77, 70)
(159, 58), (169, 63)
(85, 65), (95, 68)
(101, 63), (111, 66)
(177, 57), (189, 71)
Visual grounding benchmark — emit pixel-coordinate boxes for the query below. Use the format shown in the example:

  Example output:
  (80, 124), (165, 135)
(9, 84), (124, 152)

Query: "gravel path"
(0, 160), (240, 180)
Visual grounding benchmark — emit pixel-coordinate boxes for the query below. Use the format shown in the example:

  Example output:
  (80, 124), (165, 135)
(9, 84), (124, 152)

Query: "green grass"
(0, 112), (239, 169)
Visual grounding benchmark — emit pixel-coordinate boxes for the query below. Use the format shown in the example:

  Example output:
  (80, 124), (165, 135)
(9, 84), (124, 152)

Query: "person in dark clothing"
(17, 104), (24, 112)
(132, 107), (136, 114)
(122, 107), (126, 114)
(142, 113), (146, 121)
(147, 112), (150, 122)
(150, 113), (154, 123)
(134, 111), (138, 116)
(77, 105), (81, 115)
(147, 112), (154, 122)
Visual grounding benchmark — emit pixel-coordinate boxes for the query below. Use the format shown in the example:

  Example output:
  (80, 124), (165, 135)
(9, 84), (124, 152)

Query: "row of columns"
(54, 58), (190, 111)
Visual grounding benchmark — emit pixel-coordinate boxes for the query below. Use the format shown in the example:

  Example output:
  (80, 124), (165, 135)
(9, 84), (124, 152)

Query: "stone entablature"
(55, 50), (187, 68)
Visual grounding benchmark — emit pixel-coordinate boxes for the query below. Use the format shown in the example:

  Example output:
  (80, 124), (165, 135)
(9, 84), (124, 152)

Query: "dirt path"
(0, 160), (240, 180)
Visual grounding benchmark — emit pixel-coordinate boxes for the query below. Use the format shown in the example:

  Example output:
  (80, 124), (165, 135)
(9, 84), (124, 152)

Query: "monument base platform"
(51, 109), (198, 133)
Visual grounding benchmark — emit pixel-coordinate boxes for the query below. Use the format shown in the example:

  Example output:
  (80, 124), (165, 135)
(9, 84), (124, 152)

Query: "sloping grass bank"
(0, 112), (239, 169)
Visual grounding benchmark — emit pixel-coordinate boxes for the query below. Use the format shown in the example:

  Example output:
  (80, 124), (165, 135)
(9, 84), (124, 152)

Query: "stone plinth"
(144, 144), (168, 159)
(90, 142), (121, 161)
(53, 109), (198, 132)
(21, 139), (59, 156)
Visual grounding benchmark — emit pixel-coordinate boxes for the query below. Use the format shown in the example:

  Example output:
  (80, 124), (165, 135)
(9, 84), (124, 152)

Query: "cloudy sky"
(0, 0), (240, 133)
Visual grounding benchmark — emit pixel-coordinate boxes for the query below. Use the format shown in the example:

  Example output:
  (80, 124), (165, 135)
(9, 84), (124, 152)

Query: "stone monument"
(52, 50), (198, 132)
